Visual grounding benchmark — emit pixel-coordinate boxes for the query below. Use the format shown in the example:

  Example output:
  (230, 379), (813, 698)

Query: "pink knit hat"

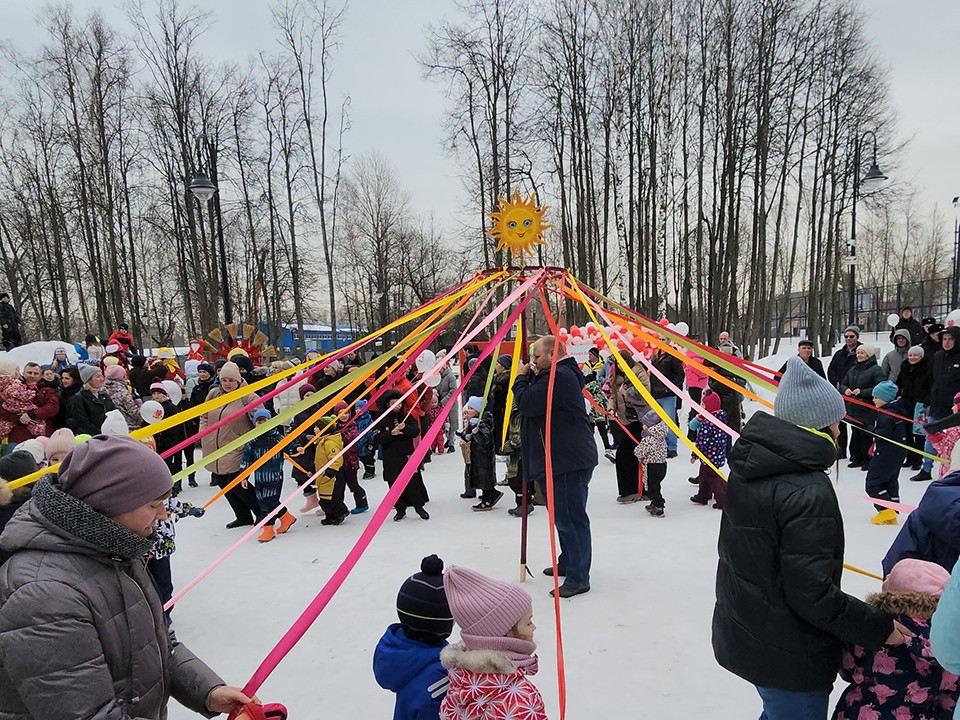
(882, 559), (950, 597)
(104, 365), (126, 381)
(443, 565), (532, 637)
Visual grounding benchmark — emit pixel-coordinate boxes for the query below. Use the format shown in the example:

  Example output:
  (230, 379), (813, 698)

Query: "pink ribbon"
(239, 272), (543, 695)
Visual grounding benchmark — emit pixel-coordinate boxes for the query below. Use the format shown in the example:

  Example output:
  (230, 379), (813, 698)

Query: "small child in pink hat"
(439, 565), (547, 720)
(832, 559), (959, 719)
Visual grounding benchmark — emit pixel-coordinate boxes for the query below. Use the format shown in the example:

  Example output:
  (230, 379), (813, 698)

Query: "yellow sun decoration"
(487, 190), (552, 264)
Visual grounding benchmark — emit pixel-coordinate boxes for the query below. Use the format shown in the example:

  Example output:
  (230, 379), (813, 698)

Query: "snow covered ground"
(167, 350), (924, 720)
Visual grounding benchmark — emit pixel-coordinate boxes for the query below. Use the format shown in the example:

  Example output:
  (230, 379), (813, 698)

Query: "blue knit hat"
(775, 355), (846, 429)
(872, 381), (898, 404)
(253, 408), (272, 423)
(465, 396), (483, 415)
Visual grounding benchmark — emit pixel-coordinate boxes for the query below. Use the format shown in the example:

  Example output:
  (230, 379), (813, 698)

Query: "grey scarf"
(32, 476), (156, 560)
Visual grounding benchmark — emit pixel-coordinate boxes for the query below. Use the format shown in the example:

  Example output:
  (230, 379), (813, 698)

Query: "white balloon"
(886, 313), (900, 328)
(666, 322), (677, 332)
(140, 400), (165, 424)
(675, 321), (690, 337)
(425, 372), (441, 388)
(105, 343), (121, 354)
(947, 309), (960, 326)
(161, 380), (182, 405)
(415, 350), (437, 373)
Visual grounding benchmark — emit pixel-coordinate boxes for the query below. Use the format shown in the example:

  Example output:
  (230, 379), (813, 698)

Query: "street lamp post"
(848, 130), (888, 327)
(189, 136), (233, 325)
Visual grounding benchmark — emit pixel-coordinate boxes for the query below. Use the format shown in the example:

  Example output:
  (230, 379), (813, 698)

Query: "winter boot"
(871, 509), (898, 525)
(350, 505), (369, 515)
(258, 526), (277, 543)
(911, 470), (933, 482)
(277, 512), (297, 534)
(300, 494), (320, 514)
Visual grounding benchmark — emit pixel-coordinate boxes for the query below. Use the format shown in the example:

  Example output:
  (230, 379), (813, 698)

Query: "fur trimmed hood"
(866, 591), (940, 619)
(440, 642), (516, 674)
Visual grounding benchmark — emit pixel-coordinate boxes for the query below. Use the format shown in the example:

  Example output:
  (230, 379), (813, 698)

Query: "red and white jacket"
(439, 643), (547, 720)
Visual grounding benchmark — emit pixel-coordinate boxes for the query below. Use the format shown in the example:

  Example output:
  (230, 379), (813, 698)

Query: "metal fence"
(770, 276), (954, 340)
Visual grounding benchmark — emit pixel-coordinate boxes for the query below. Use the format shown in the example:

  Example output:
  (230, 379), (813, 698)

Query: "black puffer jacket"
(65, 387), (116, 436)
(897, 356), (932, 411)
(0, 477), (223, 718)
(930, 327), (960, 419)
(649, 351), (685, 399)
(840, 355), (885, 426)
(712, 412), (893, 692)
(514, 356), (598, 486)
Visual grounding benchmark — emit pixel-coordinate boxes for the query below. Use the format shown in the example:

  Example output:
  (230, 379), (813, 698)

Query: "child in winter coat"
(355, 399), (376, 479)
(335, 400), (369, 514)
(428, 394), (445, 455)
(867, 380), (907, 526)
(460, 396), (503, 511)
(149, 496), (204, 623)
(690, 391), (730, 509)
(458, 397), (478, 500)
(150, 382), (187, 495)
(503, 405), (533, 517)
(374, 389), (429, 522)
(288, 384), (321, 514)
(833, 559), (958, 719)
(439, 565), (546, 720)
(634, 409), (668, 517)
(241, 408), (296, 543)
(374, 555), (454, 720)
(313, 415), (350, 526)
(926, 392), (960, 480)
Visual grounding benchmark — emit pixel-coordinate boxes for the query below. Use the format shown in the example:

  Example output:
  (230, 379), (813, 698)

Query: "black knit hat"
(396, 554), (454, 642)
(0, 450), (37, 482)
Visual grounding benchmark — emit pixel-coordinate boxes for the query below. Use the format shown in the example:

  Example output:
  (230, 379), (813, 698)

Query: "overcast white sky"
(4, 0), (959, 233)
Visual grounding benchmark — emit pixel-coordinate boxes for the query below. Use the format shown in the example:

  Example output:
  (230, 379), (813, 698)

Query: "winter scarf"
(32, 475), (156, 561)
(459, 633), (538, 672)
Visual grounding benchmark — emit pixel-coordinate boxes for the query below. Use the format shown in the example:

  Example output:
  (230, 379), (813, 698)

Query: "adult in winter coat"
(0, 293), (21, 350)
(840, 345), (886, 469)
(713, 356), (903, 719)
(199, 361), (261, 528)
(649, 346), (685, 455)
(462, 345), (490, 403)
(514, 336), (598, 598)
(2, 362), (59, 444)
(898, 346), (932, 470)
(488, 357), (512, 453)
(828, 326), (863, 459)
(129, 355), (166, 399)
(889, 306), (926, 347)
(705, 361), (745, 435)
(923, 323), (944, 360)
(914, 326), (960, 481)
(0, 435), (252, 719)
(882, 328), (913, 382)
(184, 363), (217, 487)
(106, 321), (137, 355)
(64, 365), (116, 436)
(54, 367), (82, 430)
(608, 354), (652, 501)
(102, 364), (141, 430)
(883, 470), (960, 576)
(373, 389), (430, 521)
(435, 357), (458, 452)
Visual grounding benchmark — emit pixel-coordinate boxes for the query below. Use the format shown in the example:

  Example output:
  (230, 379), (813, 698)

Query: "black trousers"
(594, 421), (612, 450)
(849, 426), (872, 467)
(687, 387), (703, 441)
(184, 443), (196, 480)
(148, 556), (173, 622)
(508, 463), (534, 507)
(614, 422), (643, 497)
(837, 421), (849, 459)
(212, 470), (259, 524)
(644, 462), (667, 506)
(343, 465), (368, 509)
(318, 470), (349, 520)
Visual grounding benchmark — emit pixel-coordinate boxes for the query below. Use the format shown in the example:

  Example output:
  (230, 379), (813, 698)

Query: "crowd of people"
(5, 306), (960, 719)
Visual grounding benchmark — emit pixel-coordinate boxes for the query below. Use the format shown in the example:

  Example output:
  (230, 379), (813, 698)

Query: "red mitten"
(228, 702), (288, 720)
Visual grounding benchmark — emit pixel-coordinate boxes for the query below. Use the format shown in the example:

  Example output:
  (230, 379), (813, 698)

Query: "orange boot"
(277, 511), (297, 535)
(258, 525), (276, 543)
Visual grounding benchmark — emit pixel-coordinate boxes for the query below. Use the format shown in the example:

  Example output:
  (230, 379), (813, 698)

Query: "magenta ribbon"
(239, 272), (544, 695)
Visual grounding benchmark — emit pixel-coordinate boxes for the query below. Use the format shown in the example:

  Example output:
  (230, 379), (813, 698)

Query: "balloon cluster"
(559, 319), (690, 359)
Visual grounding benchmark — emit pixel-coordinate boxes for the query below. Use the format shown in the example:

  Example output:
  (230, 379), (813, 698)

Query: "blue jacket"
(513, 356), (598, 485)
(883, 471), (960, 576)
(373, 624), (448, 720)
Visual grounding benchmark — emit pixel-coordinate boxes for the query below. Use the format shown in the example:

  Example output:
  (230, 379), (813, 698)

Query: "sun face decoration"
(487, 190), (552, 263)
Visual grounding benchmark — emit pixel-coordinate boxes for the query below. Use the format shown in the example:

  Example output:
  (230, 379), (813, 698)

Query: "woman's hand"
(240, 479), (249, 490)
(206, 685), (258, 714)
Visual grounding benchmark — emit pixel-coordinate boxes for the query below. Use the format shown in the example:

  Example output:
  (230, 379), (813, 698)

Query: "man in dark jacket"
(129, 354), (166, 399)
(0, 435), (252, 718)
(649, 346), (685, 457)
(713, 356), (906, 719)
(0, 293), (21, 350)
(462, 344), (491, 401)
(922, 322), (944, 360)
(890, 307), (925, 346)
(827, 325), (862, 459)
(777, 339), (825, 379)
(882, 470), (960, 575)
(514, 336), (598, 598)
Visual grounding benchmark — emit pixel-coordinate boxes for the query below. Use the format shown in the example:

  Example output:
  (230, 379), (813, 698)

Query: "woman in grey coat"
(0, 435), (253, 719)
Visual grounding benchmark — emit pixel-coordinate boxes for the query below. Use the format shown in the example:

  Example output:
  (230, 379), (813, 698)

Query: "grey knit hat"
(77, 364), (100, 384)
(775, 355), (847, 429)
(843, 325), (860, 338)
(908, 345), (925, 358)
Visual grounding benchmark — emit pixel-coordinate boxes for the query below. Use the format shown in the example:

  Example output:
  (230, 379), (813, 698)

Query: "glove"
(187, 507), (205, 518)
(324, 468), (337, 479)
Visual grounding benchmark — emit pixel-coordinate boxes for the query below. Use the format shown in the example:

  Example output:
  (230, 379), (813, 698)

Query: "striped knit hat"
(397, 555), (454, 642)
